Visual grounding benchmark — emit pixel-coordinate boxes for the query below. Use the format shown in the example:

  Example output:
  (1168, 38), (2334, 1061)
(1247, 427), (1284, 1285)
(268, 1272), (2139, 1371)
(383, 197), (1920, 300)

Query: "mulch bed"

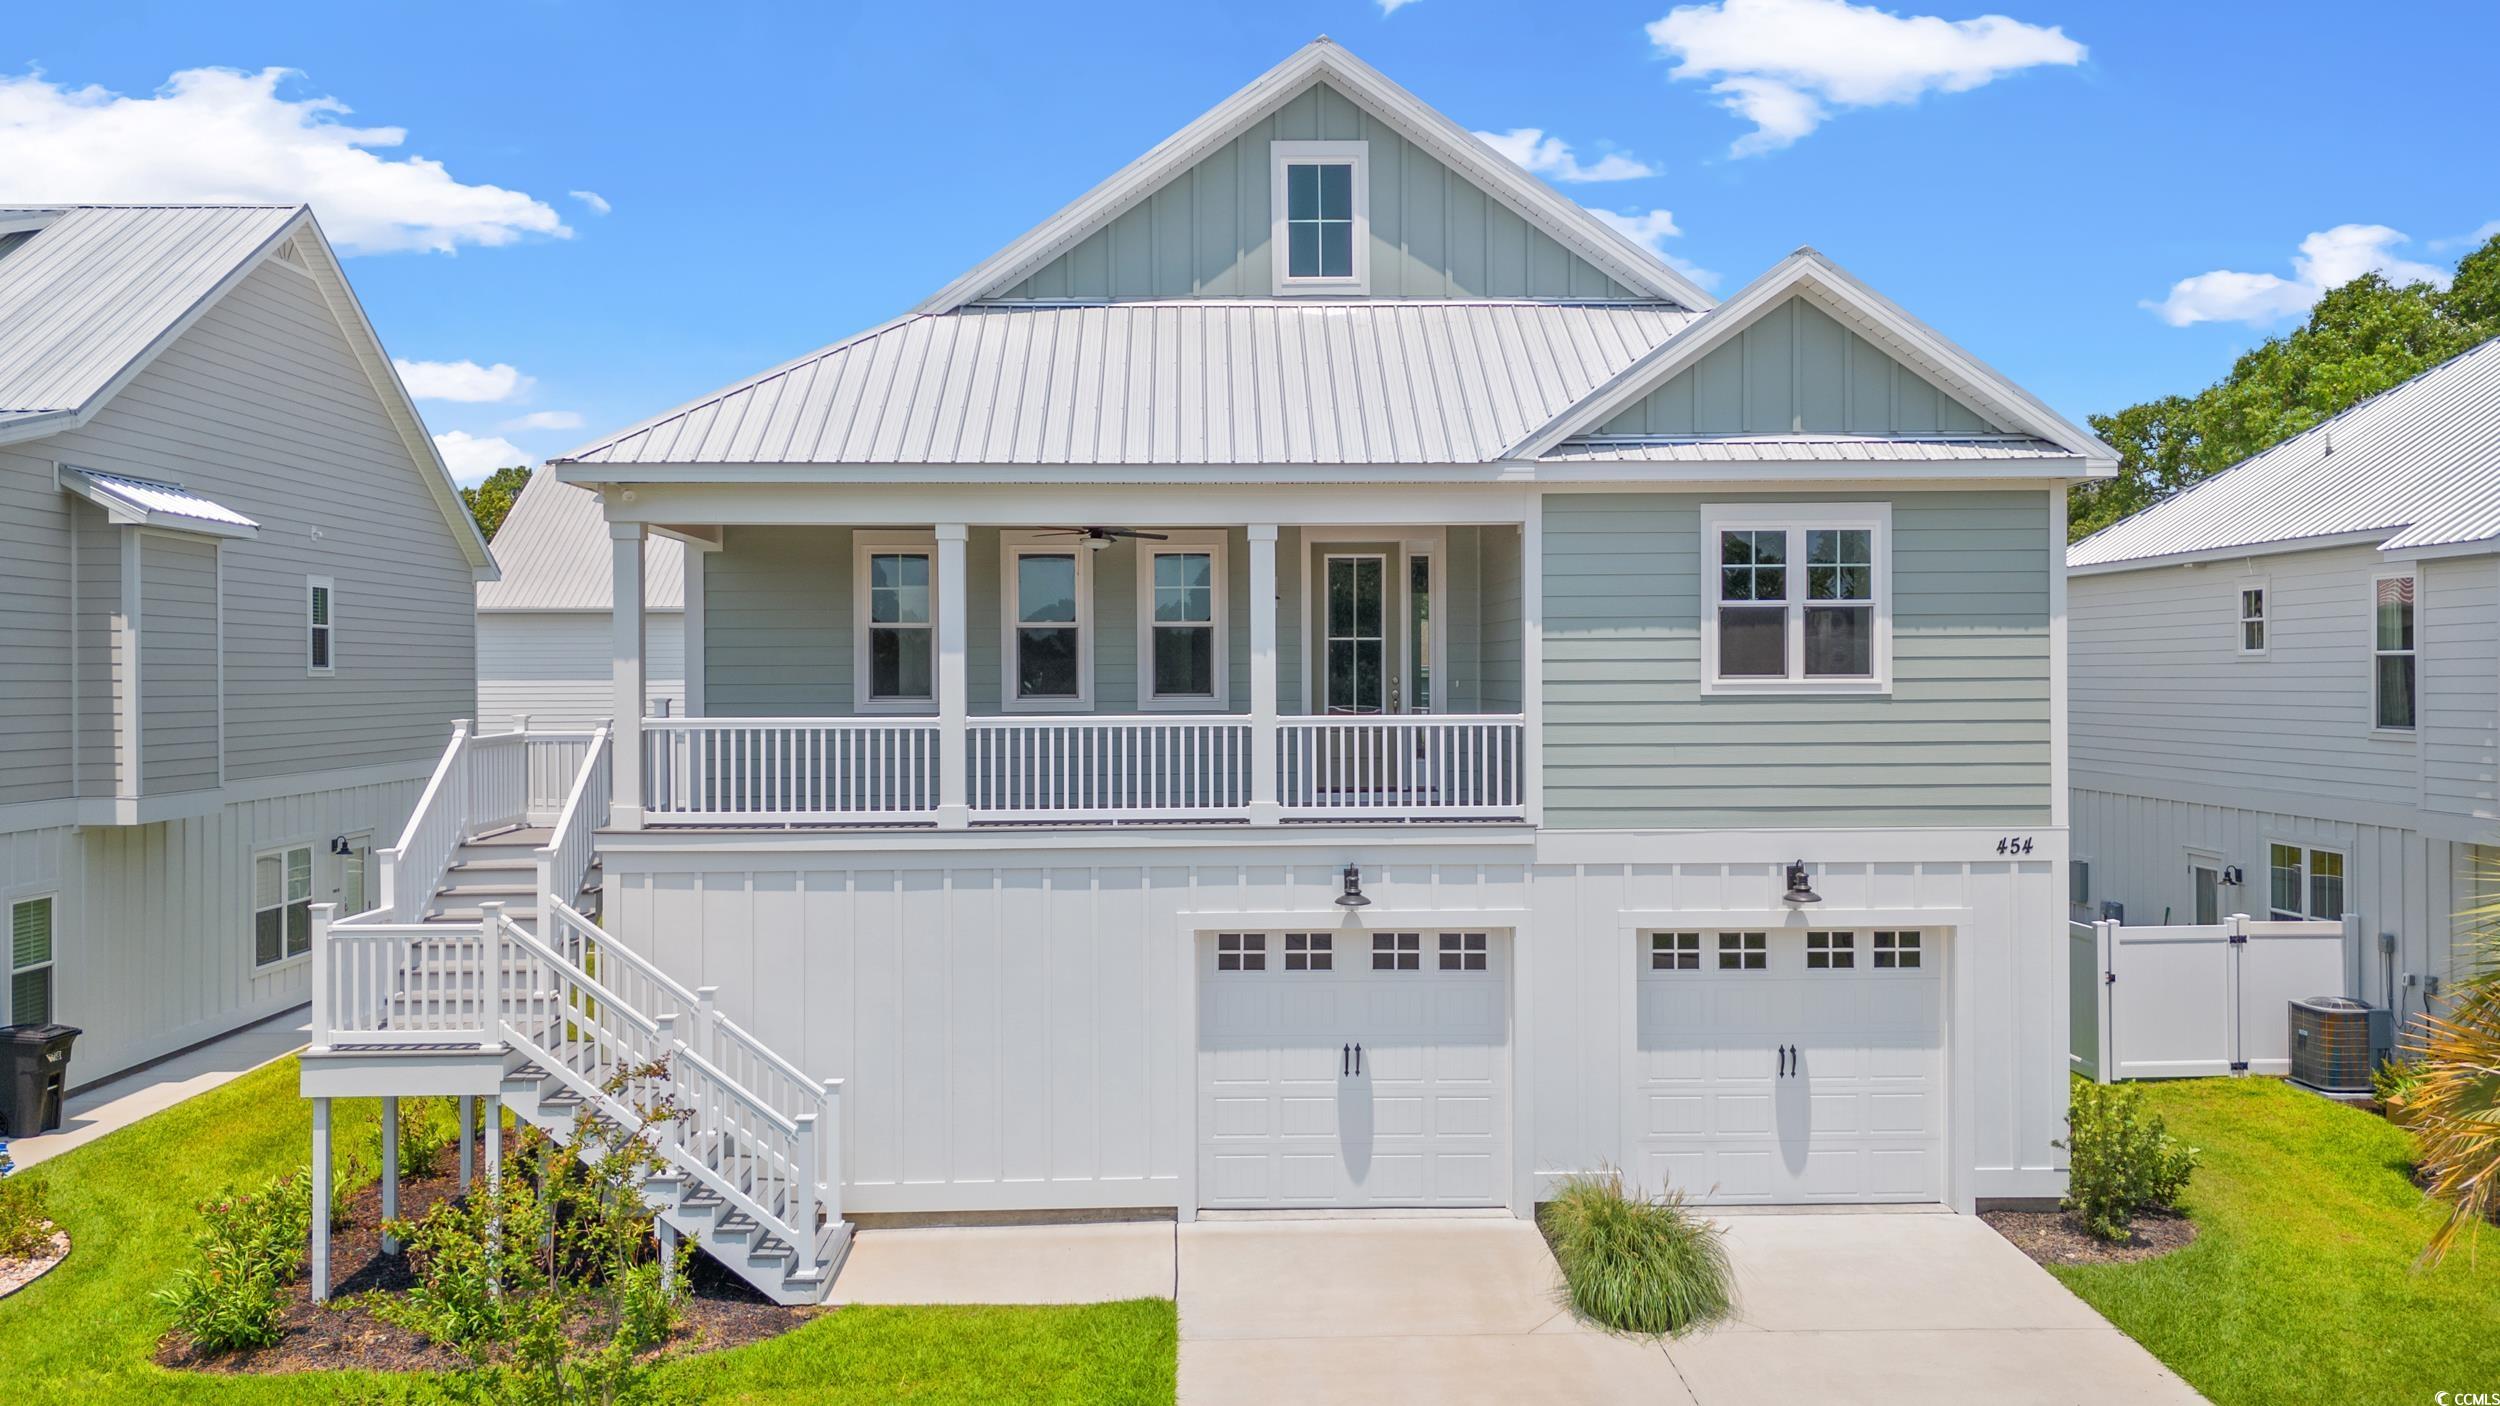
(1982, 1207), (2196, 1266)
(0, 1227), (70, 1299)
(158, 1138), (820, 1376)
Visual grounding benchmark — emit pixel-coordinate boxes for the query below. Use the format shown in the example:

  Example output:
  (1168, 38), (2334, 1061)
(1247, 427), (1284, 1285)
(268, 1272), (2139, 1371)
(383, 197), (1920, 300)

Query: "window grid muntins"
(1716, 529), (1787, 678)
(11, 896), (54, 1026)
(1372, 932), (1421, 971)
(2239, 586), (2267, 654)
(1717, 932), (1767, 971)
(1872, 931), (1921, 969)
(1438, 932), (1487, 972)
(1286, 162), (1355, 281)
(254, 846), (314, 968)
(1709, 513), (1884, 685)
(2374, 574), (2416, 730)
(1216, 932), (1266, 972)
(1807, 930), (1856, 970)
(866, 551), (934, 701)
(1650, 931), (1701, 972)
(1284, 932), (1333, 972)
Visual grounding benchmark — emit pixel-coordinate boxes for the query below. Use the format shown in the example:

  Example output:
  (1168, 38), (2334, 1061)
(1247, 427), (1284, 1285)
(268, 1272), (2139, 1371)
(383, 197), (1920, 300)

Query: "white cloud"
(395, 358), (533, 403)
(2145, 225), (2451, 327)
(2429, 218), (2500, 253)
(1379, 0), (1424, 12)
(1473, 128), (1658, 183)
(502, 410), (585, 432)
(569, 189), (611, 216)
(1646, 0), (2086, 156)
(432, 430), (532, 487)
(1588, 207), (1721, 290)
(0, 66), (567, 254)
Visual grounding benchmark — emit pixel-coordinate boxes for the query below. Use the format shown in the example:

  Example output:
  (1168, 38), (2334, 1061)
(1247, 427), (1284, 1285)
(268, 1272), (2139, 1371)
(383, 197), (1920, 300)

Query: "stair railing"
(536, 724), (614, 926)
(377, 720), (474, 924)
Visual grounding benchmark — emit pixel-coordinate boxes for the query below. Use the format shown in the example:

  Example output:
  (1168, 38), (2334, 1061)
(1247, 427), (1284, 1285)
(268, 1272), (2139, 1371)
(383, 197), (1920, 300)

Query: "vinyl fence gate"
(2069, 914), (2355, 1082)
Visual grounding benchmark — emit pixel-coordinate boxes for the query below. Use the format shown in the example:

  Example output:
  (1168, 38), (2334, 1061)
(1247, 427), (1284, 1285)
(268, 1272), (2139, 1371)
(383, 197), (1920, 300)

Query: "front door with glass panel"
(1324, 554), (1388, 715)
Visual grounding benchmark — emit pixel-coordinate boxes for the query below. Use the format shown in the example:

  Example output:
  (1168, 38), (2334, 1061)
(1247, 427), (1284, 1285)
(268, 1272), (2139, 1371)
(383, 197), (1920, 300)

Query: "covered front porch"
(597, 496), (1540, 830)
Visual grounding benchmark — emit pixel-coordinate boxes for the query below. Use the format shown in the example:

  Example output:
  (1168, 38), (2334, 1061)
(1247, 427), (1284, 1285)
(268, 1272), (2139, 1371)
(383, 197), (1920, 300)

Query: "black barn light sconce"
(1336, 864), (1372, 908)
(1782, 860), (1822, 905)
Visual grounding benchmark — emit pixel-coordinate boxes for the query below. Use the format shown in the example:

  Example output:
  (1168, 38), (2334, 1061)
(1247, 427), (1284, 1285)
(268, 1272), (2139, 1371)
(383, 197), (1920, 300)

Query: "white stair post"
(793, 1111), (820, 1252)
(458, 1095), (476, 1192)
(380, 1096), (400, 1254)
(309, 1097), (332, 1302)
(820, 1077), (843, 1227)
(1248, 525), (1280, 825)
(478, 901), (506, 1050)
(656, 1219), (680, 1296)
(308, 903), (334, 1051)
(694, 985), (720, 1064)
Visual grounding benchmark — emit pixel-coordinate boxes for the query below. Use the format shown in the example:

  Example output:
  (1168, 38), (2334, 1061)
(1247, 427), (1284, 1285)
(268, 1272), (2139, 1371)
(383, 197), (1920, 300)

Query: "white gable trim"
(1506, 248), (2113, 470)
(913, 39), (1713, 313)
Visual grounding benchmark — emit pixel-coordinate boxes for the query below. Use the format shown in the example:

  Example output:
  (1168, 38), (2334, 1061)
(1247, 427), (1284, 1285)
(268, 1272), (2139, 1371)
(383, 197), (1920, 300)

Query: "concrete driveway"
(1177, 1209), (2207, 1405)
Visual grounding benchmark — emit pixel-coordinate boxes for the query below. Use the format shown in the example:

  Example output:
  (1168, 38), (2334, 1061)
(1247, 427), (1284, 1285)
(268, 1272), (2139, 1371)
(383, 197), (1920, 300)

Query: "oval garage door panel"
(1198, 930), (1509, 1209)
(1636, 928), (1942, 1204)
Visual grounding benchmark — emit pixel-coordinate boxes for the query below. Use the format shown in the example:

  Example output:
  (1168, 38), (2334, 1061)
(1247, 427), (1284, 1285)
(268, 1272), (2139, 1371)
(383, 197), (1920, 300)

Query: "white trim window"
(1699, 503), (1892, 692)
(1137, 533), (1228, 710)
(306, 575), (335, 675)
(2268, 842), (2347, 922)
(2237, 582), (2267, 656)
(10, 895), (55, 1026)
(253, 844), (315, 968)
(853, 532), (937, 713)
(2372, 571), (2416, 731)
(1002, 533), (1092, 710)
(1270, 140), (1369, 294)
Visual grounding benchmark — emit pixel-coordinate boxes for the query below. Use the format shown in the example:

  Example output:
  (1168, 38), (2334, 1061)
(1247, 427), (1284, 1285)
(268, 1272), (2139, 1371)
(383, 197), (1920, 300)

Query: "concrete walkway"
(7, 1007), (309, 1170)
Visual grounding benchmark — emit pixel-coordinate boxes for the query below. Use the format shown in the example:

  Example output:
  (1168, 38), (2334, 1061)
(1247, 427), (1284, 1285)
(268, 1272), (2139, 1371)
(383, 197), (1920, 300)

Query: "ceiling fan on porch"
(1035, 526), (1170, 551)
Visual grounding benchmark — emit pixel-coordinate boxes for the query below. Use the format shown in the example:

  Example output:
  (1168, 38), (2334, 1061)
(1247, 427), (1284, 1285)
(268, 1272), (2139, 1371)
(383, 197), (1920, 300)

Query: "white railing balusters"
(642, 717), (939, 823)
(1276, 714), (1525, 820)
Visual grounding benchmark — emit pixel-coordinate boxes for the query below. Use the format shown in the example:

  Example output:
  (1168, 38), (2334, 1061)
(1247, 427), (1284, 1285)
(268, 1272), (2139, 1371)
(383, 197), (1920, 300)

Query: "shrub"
(2058, 1081), (2199, 1242)
(156, 1166), (319, 1352)
(380, 1096), (459, 1181)
(1539, 1169), (1732, 1336)
(0, 1173), (53, 1259)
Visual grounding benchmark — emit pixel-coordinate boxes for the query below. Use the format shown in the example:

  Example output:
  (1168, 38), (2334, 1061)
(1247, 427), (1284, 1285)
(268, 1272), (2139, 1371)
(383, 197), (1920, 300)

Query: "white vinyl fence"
(2072, 913), (2356, 1082)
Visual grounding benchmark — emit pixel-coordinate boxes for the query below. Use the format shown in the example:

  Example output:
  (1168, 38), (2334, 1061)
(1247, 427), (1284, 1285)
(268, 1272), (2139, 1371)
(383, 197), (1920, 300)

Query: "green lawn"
(0, 1057), (1175, 1406)
(2051, 1078), (2500, 1406)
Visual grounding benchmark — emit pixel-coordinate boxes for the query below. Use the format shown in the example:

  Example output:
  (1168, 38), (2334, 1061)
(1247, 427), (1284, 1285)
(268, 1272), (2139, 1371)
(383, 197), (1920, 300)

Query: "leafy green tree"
(461, 465), (532, 541)
(2072, 234), (2500, 543)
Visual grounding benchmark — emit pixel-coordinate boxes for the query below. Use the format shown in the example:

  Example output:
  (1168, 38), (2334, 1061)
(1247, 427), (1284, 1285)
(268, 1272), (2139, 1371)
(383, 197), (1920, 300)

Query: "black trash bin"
(0, 1023), (81, 1136)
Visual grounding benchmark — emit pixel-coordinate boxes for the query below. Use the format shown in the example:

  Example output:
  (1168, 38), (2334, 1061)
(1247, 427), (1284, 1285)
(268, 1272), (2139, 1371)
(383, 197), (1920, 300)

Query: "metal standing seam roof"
(2070, 337), (2500, 569)
(556, 300), (1698, 469)
(0, 205), (301, 426)
(477, 470), (684, 612)
(62, 466), (260, 531)
(1540, 433), (2078, 464)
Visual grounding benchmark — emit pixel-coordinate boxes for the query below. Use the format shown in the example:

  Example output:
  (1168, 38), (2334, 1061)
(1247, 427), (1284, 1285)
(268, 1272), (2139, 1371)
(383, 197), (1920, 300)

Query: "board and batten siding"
(477, 611), (685, 729)
(27, 256), (475, 785)
(997, 81), (1638, 303)
(1599, 297), (2001, 437)
(0, 448), (77, 808)
(1542, 490), (2054, 829)
(140, 533), (222, 794)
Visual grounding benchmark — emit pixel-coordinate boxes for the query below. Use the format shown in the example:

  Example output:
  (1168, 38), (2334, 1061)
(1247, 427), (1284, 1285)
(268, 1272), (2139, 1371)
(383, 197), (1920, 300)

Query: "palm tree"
(2413, 860), (2500, 1264)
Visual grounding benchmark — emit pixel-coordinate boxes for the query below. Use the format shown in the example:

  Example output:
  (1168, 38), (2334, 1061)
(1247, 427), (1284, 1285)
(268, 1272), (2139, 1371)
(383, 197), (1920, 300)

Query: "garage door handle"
(1353, 1043), (1364, 1076)
(1778, 1044), (1791, 1077)
(1343, 1043), (1351, 1076)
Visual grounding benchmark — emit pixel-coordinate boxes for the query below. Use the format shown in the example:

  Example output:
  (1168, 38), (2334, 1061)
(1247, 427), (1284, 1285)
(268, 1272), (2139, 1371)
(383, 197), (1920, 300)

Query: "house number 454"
(1995, 837), (2035, 855)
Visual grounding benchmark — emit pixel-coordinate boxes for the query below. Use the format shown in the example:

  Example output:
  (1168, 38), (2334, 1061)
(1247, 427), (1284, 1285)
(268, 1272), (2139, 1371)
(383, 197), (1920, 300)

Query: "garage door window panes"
(1649, 931), (1701, 971)
(1216, 933), (1265, 971)
(1438, 932), (1487, 971)
(1807, 930), (1856, 969)
(1872, 931), (1921, 968)
(1283, 933), (1332, 971)
(1372, 932), (1420, 970)
(1717, 932), (1766, 970)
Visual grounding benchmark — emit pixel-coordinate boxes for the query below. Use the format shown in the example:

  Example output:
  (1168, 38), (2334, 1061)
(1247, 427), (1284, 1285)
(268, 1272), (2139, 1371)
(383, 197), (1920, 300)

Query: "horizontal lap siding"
(1544, 491), (2053, 828)
(30, 259), (474, 784)
(0, 451), (76, 806)
(141, 534), (221, 794)
(477, 611), (685, 729)
(2422, 557), (2499, 823)
(1000, 81), (1634, 302)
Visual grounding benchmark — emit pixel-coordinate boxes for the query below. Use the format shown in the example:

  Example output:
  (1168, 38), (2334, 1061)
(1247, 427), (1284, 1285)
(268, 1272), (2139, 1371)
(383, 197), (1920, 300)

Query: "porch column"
(935, 523), (969, 829)
(1247, 525), (1281, 825)
(681, 541), (706, 717)
(1520, 501), (1544, 826)
(611, 520), (647, 829)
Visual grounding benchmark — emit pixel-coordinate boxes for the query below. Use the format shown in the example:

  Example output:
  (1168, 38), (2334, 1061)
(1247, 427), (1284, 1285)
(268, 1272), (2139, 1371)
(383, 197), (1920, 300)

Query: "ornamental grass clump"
(2411, 865), (2500, 1265)
(1539, 1169), (1732, 1336)
(2058, 1079), (2198, 1243)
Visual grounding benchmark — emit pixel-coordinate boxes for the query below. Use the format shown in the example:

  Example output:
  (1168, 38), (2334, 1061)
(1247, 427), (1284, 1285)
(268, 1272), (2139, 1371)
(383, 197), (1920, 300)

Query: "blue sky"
(6, 0), (2493, 481)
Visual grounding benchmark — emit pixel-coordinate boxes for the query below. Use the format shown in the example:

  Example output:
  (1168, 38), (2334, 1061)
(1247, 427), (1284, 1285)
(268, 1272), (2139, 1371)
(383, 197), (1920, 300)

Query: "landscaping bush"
(2412, 881), (2500, 1264)
(379, 1095), (459, 1181)
(2059, 1080), (2199, 1242)
(155, 1166), (317, 1352)
(0, 1171), (53, 1259)
(1539, 1169), (1732, 1336)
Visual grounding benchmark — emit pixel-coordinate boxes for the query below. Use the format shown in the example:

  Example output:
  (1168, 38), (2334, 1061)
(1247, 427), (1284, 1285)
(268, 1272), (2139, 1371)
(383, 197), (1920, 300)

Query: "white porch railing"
(644, 718), (941, 824)
(376, 721), (606, 922)
(312, 918), (498, 1047)
(536, 724), (612, 918)
(966, 717), (1253, 820)
(1278, 715), (1525, 818)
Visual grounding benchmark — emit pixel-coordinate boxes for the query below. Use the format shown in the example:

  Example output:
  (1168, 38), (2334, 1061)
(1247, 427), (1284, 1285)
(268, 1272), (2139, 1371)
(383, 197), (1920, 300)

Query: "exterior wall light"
(1336, 864), (1371, 908)
(1782, 860), (1821, 905)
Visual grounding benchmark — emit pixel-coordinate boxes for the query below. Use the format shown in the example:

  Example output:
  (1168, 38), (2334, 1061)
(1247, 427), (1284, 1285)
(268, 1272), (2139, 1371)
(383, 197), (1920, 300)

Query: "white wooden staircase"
(307, 720), (849, 1306)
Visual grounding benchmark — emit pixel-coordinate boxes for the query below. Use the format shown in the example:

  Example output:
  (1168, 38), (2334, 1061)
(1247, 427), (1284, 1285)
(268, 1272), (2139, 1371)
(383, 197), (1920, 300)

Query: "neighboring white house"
(303, 42), (2114, 1299)
(0, 204), (495, 1086)
(476, 470), (685, 728)
(2068, 339), (2500, 1034)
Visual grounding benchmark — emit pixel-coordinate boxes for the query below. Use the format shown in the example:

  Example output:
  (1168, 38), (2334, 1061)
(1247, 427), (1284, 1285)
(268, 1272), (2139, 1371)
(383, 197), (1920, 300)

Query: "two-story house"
(0, 204), (493, 1086)
(2069, 339), (2500, 1035)
(300, 41), (2110, 1303)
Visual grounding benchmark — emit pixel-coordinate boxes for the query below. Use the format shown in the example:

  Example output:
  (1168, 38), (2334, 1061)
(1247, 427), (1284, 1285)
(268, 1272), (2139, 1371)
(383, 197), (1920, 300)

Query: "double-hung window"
(306, 575), (335, 675)
(2373, 572), (2415, 731)
(253, 845), (314, 968)
(1003, 535), (1091, 710)
(1138, 534), (1227, 709)
(2268, 843), (2346, 922)
(1271, 141), (1368, 293)
(853, 533), (936, 712)
(1700, 504), (1891, 691)
(2238, 584), (2267, 655)
(10, 896), (54, 1026)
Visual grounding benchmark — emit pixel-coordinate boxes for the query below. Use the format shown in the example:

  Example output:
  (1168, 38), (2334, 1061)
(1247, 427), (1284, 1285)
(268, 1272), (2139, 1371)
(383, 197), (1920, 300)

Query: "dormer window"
(1271, 141), (1368, 294)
